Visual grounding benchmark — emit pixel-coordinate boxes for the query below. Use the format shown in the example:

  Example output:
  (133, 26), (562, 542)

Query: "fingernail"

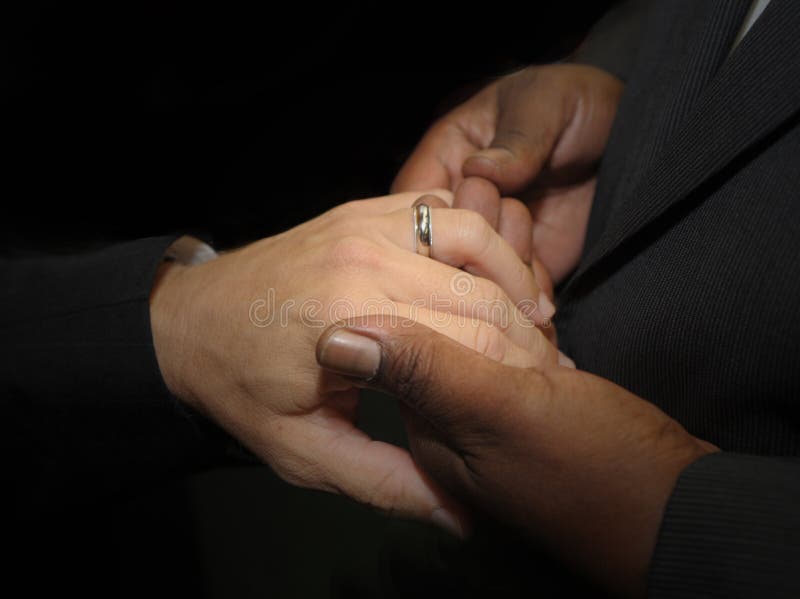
(317, 329), (381, 379)
(431, 508), (463, 538)
(558, 351), (576, 369)
(473, 147), (515, 165)
(538, 292), (556, 320)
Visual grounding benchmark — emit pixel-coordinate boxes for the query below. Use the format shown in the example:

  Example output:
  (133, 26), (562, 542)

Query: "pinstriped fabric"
(564, 0), (800, 301)
(580, 0), (749, 257)
(556, 1), (800, 596)
(638, 0), (751, 180)
(648, 454), (800, 598)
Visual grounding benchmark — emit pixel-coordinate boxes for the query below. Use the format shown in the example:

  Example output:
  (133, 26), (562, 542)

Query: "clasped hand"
(150, 189), (558, 532)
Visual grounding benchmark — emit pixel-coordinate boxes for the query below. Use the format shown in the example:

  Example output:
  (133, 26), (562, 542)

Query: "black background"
(3, 2), (612, 597)
(2, 1), (610, 250)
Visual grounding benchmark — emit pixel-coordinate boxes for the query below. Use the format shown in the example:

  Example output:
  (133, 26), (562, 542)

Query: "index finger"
(391, 120), (469, 192)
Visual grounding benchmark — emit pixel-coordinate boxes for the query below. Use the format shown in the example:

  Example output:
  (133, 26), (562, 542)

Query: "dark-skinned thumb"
(462, 84), (560, 194)
(315, 316), (519, 435)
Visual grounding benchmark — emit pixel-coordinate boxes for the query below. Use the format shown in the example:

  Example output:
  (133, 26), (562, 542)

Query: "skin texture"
(316, 318), (719, 599)
(149, 190), (557, 531)
(393, 64), (624, 284)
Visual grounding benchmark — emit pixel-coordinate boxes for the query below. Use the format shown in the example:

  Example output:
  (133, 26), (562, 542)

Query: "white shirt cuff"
(164, 235), (218, 266)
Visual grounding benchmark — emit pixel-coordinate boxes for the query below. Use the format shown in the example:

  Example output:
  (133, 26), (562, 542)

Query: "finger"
(326, 296), (548, 367)
(337, 189), (453, 217)
(391, 121), (465, 192)
(272, 415), (468, 537)
(452, 176), (501, 229)
(497, 197), (533, 264)
(413, 193), (449, 210)
(529, 258), (557, 345)
(377, 250), (544, 352)
(316, 318), (543, 436)
(462, 72), (563, 194)
(531, 258), (554, 305)
(392, 86), (497, 193)
(308, 233), (542, 351)
(399, 405), (473, 507)
(396, 304), (549, 368)
(377, 207), (555, 324)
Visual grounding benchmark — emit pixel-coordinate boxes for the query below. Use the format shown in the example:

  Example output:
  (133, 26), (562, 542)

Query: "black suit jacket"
(561, 0), (800, 596)
(0, 238), (231, 510)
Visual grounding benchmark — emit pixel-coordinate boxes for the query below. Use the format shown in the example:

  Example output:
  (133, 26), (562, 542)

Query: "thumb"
(316, 317), (530, 440)
(462, 76), (563, 194)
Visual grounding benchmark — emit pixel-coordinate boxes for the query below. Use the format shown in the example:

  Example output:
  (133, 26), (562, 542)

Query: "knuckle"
(329, 199), (360, 216)
(511, 260), (531, 290)
(422, 188), (453, 205)
(456, 209), (487, 236)
(326, 201), (374, 231)
(384, 336), (435, 408)
(455, 209), (494, 253)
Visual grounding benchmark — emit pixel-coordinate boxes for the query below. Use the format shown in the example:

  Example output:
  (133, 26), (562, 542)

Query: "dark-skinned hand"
(393, 64), (623, 284)
(316, 317), (718, 598)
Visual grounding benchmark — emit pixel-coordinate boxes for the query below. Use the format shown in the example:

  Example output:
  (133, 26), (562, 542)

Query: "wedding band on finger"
(412, 203), (432, 258)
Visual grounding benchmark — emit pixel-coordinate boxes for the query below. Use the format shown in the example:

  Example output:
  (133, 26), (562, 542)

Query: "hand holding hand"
(316, 317), (717, 598)
(149, 190), (554, 530)
(393, 64), (624, 283)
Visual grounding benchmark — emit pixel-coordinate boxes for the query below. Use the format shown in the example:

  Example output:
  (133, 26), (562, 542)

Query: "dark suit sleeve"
(648, 453), (800, 598)
(570, 0), (650, 81)
(1, 237), (233, 511)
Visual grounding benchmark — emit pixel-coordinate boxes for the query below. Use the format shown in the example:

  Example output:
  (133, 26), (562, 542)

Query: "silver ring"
(413, 203), (432, 258)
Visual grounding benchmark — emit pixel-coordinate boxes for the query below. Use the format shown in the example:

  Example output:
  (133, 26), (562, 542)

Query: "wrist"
(623, 440), (718, 598)
(150, 259), (194, 404)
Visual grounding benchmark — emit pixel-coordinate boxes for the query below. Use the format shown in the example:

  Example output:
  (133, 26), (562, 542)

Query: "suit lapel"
(564, 0), (800, 298)
(630, 0), (752, 181)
